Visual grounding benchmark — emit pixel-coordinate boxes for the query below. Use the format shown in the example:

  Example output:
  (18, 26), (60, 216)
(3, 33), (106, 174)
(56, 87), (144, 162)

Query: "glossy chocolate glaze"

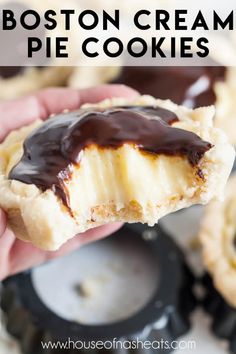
(112, 66), (226, 108)
(9, 106), (212, 207)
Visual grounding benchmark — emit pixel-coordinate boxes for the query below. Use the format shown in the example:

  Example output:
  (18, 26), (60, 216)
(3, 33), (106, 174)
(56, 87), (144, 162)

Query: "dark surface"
(112, 66), (226, 108)
(1, 224), (197, 354)
(9, 106), (212, 208)
(202, 274), (236, 354)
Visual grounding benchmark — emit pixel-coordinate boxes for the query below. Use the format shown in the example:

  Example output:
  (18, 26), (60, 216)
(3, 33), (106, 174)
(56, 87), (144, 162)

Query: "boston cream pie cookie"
(0, 96), (234, 250)
(200, 174), (236, 307)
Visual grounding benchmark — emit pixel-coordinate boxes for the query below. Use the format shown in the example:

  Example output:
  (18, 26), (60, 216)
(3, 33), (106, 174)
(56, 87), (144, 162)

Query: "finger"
(79, 84), (139, 105)
(0, 95), (42, 142)
(8, 238), (47, 277)
(0, 209), (7, 236)
(0, 229), (15, 280)
(47, 222), (123, 259)
(36, 85), (139, 117)
(5, 223), (123, 278)
(0, 85), (139, 141)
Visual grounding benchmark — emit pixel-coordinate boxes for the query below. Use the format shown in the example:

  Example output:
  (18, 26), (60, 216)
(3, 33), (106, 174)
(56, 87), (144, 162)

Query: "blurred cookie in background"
(65, 0), (236, 146)
(112, 65), (236, 146)
(199, 174), (236, 308)
(69, 62), (236, 146)
(214, 67), (236, 146)
(0, 66), (72, 101)
(68, 66), (119, 89)
(111, 65), (225, 108)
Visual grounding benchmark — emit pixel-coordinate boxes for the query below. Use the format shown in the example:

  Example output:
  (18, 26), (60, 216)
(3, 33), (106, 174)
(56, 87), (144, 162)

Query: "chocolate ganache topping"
(9, 106), (212, 207)
(112, 66), (226, 109)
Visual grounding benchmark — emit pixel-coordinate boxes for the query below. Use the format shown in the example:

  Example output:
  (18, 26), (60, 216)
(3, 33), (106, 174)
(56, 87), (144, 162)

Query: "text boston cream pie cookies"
(0, 96), (234, 250)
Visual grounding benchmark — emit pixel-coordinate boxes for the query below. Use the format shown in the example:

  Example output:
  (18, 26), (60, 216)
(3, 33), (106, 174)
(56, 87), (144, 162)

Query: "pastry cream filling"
(66, 145), (201, 224)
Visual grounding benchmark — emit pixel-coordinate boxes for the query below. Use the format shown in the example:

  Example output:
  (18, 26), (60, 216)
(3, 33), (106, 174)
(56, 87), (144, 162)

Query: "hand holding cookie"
(0, 84), (137, 280)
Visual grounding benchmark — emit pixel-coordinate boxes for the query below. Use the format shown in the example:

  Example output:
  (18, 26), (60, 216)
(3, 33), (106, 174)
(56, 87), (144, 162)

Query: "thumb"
(0, 209), (7, 236)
